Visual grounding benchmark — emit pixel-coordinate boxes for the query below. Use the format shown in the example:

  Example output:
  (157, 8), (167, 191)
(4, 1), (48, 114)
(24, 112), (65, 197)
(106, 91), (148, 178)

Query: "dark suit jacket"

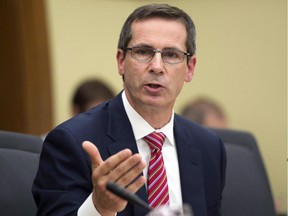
(33, 92), (226, 216)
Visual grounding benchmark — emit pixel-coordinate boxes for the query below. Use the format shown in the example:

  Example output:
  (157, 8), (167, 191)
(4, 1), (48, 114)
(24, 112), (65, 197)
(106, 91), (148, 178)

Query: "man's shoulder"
(174, 114), (222, 145)
(175, 114), (215, 135)
(49, 101), (112, 138)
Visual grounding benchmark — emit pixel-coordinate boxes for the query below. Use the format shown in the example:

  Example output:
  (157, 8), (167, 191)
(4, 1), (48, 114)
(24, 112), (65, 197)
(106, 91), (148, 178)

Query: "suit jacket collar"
(174, 115), (207, 215)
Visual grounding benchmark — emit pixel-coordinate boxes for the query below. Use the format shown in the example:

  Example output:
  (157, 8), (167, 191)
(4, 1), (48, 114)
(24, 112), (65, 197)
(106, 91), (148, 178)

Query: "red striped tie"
(143, 132), (169, 208)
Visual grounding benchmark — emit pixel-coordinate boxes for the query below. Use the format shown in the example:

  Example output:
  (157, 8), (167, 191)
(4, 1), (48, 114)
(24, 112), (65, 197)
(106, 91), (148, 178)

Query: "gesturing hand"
(82, 141), (146, 216)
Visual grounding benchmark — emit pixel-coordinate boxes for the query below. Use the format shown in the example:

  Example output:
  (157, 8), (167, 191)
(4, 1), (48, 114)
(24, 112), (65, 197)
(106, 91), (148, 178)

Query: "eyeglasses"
(126, 47), (191, 64)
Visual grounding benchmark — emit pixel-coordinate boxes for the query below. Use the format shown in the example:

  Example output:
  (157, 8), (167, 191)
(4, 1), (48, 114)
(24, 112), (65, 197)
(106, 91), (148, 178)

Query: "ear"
(116, 49), (125, 76)
(184, 55), (197, 82)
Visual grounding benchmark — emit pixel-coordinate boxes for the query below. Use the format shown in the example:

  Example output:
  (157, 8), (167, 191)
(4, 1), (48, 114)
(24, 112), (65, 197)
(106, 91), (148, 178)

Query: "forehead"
(130, 18), (187, 49)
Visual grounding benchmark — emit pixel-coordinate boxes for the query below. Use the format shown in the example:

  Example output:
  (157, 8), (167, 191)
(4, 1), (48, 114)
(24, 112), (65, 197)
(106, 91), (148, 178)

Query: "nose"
(149, 51), (164, 73)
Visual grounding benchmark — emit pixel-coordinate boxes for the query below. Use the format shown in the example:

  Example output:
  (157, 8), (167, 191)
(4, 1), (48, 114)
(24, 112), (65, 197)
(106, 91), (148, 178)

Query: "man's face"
(117, 18), (196, 113)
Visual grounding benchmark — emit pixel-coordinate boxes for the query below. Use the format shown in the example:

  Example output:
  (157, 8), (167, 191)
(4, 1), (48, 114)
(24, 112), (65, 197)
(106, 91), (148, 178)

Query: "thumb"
(82, 141), (103, 170)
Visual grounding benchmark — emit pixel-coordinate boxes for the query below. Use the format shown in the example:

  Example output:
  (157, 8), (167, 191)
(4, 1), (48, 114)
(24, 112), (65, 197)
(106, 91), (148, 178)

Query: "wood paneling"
(0, 0), (53, 135)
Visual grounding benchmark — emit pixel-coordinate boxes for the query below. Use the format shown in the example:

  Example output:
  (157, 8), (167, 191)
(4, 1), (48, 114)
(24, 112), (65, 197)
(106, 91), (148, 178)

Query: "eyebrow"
(131, 43), (152, 48)
(131, 43), (183, 51)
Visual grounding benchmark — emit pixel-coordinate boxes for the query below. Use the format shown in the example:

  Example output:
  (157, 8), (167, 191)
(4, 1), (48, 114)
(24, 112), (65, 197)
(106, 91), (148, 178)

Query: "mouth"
(144, 83), (164, 94)
(146, 83), (162, 89)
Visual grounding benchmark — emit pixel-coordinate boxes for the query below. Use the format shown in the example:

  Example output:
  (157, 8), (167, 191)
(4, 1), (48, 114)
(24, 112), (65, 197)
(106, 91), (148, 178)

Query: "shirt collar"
(122, 91), (175, 145)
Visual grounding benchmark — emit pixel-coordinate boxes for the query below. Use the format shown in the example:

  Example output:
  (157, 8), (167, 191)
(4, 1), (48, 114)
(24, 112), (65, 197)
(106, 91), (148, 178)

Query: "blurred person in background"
(180, 96), (228, 128)
(41, 78), (115, 140)
(71, 78), (115, 115)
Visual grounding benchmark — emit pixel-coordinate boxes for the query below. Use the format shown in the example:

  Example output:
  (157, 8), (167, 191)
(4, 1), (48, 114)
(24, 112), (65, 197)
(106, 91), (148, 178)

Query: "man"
(41, 79), (114, 140)
(71, 79), (115, 115)
(181, 97), (228, 128)
(33, 4), (226, 216)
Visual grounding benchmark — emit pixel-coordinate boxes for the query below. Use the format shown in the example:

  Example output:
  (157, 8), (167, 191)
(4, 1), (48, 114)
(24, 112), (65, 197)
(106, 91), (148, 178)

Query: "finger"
(125, 175), (146, 193)
(110, 154), (146, 185)
(82, 141), (103, 170)
(95, 149), (132, 177)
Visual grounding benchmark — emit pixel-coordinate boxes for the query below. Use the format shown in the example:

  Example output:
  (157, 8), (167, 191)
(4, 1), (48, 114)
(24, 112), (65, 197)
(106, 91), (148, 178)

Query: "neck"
(136, 105), (172, 129)
(123, 90), (174, 129)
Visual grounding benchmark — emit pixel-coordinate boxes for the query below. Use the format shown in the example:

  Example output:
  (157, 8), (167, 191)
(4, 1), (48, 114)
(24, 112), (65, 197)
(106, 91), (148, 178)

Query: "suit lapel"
(174, 118), (207, 216)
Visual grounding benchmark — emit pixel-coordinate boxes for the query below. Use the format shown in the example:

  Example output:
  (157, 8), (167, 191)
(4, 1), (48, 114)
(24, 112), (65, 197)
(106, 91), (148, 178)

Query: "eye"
(134, 47), (152, 56)
(163, 50), (181, 59)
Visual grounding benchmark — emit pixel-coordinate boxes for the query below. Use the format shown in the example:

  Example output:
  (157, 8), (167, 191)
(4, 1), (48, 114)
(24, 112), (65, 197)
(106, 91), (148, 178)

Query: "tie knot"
(143, 132), (166, 151)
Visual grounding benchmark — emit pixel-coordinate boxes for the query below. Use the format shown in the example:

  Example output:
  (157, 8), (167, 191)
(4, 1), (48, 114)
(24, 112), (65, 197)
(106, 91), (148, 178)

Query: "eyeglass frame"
(125, 47), (192, 64)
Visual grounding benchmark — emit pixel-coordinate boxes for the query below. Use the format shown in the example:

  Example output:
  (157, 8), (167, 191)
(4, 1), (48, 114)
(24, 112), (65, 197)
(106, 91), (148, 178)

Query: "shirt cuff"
(77, 193), (101, 216)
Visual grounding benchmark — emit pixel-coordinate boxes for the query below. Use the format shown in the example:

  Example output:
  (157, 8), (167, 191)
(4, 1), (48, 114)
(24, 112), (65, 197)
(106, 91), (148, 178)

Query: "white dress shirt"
(78, 91), (183, 215)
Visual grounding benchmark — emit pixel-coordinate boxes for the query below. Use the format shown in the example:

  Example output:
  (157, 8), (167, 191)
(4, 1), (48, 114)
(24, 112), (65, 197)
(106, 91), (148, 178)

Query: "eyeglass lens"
(130, 47), (186, 64)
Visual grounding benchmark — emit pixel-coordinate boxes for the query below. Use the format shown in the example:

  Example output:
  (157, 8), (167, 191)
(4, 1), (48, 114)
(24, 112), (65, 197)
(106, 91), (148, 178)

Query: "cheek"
(124, 61), (145, 78)
(174, 66), (189, 82)
(170, 69), (189, 94)
(122, 64), (141, 85)
(169, 73), (185, 94)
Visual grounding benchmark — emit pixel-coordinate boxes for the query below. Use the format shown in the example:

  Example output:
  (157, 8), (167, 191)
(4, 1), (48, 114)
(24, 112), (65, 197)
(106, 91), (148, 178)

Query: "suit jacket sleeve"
(32, 127), (93, 216)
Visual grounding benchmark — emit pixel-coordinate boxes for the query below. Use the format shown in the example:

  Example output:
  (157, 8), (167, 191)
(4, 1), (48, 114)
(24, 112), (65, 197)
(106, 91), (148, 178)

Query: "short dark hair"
(118, 4), (196, 59)
(181, 97), (226, 124)
(72, 79), (115, 113)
